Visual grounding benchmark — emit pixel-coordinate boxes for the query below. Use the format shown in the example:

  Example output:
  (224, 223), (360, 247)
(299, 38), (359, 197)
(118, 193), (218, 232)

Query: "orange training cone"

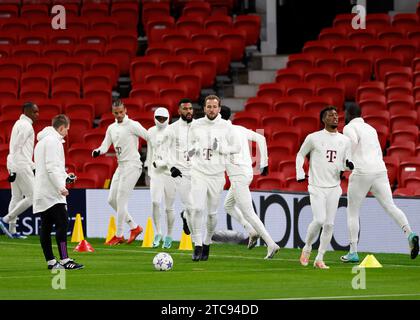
(74, 239), (95, 252)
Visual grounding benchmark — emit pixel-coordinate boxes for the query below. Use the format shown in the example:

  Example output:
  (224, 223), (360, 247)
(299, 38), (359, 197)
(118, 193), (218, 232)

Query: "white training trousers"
(108, 163), (141, 237)
(224, 175), (276, 247)
(150, 173), (176, 236)
(5, 166), (34, 232)
(347, 172), (410, 244)
(303, 185), (342, 256)
(190, 171), (225, 246)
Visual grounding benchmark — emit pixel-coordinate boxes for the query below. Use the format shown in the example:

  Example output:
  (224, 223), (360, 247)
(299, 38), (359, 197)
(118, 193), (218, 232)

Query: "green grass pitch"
(1, 237), (420, 300)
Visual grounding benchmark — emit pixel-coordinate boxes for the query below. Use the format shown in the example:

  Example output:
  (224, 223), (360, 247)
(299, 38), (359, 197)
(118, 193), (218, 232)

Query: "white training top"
(225, 122), (268, 178)
(7, 114), (35, 172)
(33, 127), (67, 213)
(296, 129), (351, 188)
(145, 125), (170, 177)
(162, 117), (194, 176)
(95, 115), (149, 167)
(343, 117), (387, 175)
(189, 114), (240, 177)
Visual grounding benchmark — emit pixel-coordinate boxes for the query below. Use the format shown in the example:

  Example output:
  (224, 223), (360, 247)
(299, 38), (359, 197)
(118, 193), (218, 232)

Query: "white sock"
(152, 203), (161, 235)
(191, 209), (203, 246)
(403, 225), (413, 237)
(9, 223), (17, 234)
(47, 259), (57, 266)
(316, 224), (334, 262)
(304, 221), (322, 252)
(350, 242), (358, 254)
(2, 216), (10, 223)
(204, 213), (217, 245)
(165, 209), (175, 237)
(60, 258), (70, 264)
(125, 214), (137, 230)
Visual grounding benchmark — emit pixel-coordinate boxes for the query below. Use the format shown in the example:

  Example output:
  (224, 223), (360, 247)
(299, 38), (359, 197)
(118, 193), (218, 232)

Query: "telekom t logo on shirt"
(326, 150), (337, 163)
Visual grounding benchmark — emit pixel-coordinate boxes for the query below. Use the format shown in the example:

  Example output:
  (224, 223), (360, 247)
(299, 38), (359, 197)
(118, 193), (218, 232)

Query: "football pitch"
(1, 237), (420, 300)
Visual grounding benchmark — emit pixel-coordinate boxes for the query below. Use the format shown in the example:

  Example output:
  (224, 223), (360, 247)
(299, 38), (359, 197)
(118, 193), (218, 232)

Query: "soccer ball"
(153, 252), (173, 271)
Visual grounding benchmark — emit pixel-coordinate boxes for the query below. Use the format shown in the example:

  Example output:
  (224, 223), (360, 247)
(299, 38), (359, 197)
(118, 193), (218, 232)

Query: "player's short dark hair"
(204, 95), (221, 107)
(22, 101), (36, 113)
(346, 103), (361, 118)
(52, 114), (70, 129)
(320, 105), (337, 123)
(112, 99), (124, 108)
(220, 105), (231, 120)
(178, 98), (192, 107)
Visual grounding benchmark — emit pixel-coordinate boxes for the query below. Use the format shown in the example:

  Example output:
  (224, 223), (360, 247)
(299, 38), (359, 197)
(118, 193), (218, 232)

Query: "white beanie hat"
(154, 107), (169, 128)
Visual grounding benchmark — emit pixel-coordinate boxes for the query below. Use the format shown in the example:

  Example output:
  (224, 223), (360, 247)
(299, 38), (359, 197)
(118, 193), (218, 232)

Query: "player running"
(220, 106), (280, 259)
(340, 103), (419, 263)
(145, 107), (176, 249)
(0, 102), (39, 239)
(92, 99), (147, 245)
(296, 106), (353, 269)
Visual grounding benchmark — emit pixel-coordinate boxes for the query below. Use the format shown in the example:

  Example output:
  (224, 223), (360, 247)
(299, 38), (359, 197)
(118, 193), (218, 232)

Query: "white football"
(153, 252), (173, 271)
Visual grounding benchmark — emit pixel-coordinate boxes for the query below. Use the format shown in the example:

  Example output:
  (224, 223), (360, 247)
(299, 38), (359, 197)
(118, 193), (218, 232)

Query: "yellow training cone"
(141, 217), (154, 248)
(178, 231), (193, 251)
(104, 215), (116, 244)
(71, 213), (85, 243)
(358, 254), (382, 268)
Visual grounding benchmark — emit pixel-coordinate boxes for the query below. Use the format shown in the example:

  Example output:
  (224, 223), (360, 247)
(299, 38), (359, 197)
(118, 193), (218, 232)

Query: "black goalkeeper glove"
(8, 172), (16, 183)
(33, 169), (35, 175)
(66, 173), (77, 184)
(260, 166), (269, 176)
(346, 160), (354, 171)
(92, 150), (100, 158)
(170, 167), (182, 178)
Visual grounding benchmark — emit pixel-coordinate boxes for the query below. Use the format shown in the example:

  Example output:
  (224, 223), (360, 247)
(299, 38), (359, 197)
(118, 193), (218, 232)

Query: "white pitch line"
(274, 293), (420, 300)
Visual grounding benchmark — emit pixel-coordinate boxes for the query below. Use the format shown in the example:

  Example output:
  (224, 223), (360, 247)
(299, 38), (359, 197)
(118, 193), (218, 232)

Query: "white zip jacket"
(95, 115), (149, 167)
(189, 114), (240, 177)
(343, 118), (387, 175)
(7, 114), (35, 172)
(296, 129), (351, 188)
(33, 127), (67, 213)
(145, 125), (170, 177)
(160, 117), (194, 176)
(225, 122), (268, 178)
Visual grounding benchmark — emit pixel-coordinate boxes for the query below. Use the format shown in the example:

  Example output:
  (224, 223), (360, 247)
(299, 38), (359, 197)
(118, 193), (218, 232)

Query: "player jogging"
(340, 103), (419, 263)
(145, 107), (176, 249)
(92, 99), (147, 245)
(0, 102), (39, 239)
(220, 106), (280, 259)
(296, 106), (353, 269)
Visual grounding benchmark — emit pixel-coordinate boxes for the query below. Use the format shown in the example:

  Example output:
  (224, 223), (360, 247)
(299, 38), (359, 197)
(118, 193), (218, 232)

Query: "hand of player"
(346, 159), (354, 170)
(296, 174), (306, 183)
(66, 173), (77, 184)
(260, 166), (269, 176)
(153, 162), (157, 168)
(92, 149), (100, 158)
(8, 172), (16, 183)
(32, 169), (35, 175)
(170, 167), (182, 178)
(60, 188), (69, 196)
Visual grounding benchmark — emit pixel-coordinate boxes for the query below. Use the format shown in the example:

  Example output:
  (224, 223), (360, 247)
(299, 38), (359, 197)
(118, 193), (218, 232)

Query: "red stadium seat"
(272, 127), (302, 151)
(385, 83), (412, 100)
(391, 125), (418, 144)
(291, 112), (320, 138)
(348, 28), (376, 41)
(366, 13), (391, 30)
(393, 13), (419, 28)
(68, 143), (95, 171)
(286, 83), (315, 98)
(389, 40), (417, 66)
(37, 100), (62, 118)
(173, 72), (201, 102)
(364, 111), (390, 127)
(334, 67), (363, 100)
(331, 40), (359, 55)
(377, 27), (404, 41)
(387, 141), (415, 160)
(42, 44), (74, 59)
(176, 17), (204, 38)
(84, 157), (117, 187)
(233, 15), (261, 46)
(83, 86), (112, 118)
(383, 66), (412, 84)
(244, 97), (273, 114)
(319, 27), (347, 41)
(390, 110), (417, 130)
(143, 97), (172, 113)
(203, 45), (230, 75)
(302, 96), (333, 113)
(83, 128), (107, 147)
(91, 17), (119, 33)
(315, 53), (343, 71)
(275, 68), (303, 85)
(130, 56), (159, 84)
(261, 112), (290, 136)
(257, 83), (284, 100)
(316, 82), (345, 110)
(344, 53), (373, 80)
(81, 3), (109, 18)
(359, 96), (387, 113)
(71, 173), (101, 189)
(145, 42), (172, 57)
(387, 96), (414, 114)
(189, 56), (216, 88)
(219, 30), (246, 62)
(302, 40), (331, 55)
(272, 96), (302, 117)
(232, 112), (261, 131)
(144, 70), (172, 86)
(304, 67), (334, 85)
(67, 118), (92, 145)
(287, 53), (315, 71)
(21, 4), (49, 19)
(83, 70), (113, 89)
(256, 172), (285, 191)
(393, 188), (415, 197)
(356, 81), (385, 101)
(121, 98), (144, 114)
(130, 83), (159, 100)
(374, 54), (404, 81)
(110, 2), (139, 30)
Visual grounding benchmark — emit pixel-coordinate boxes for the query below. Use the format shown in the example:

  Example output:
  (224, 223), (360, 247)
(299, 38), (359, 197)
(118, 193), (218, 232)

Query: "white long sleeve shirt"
(296, 129), (351, 188)
(189, 114), (240, 177)
(145, 125), (169, 177)
(95, 115), (148, 167)
(161, 117), (194, 176)
(225, 122), (268, 178)
(343, 117), (387, 175)
(7, 114), (35, 172)
(33, 127), (67, 213)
